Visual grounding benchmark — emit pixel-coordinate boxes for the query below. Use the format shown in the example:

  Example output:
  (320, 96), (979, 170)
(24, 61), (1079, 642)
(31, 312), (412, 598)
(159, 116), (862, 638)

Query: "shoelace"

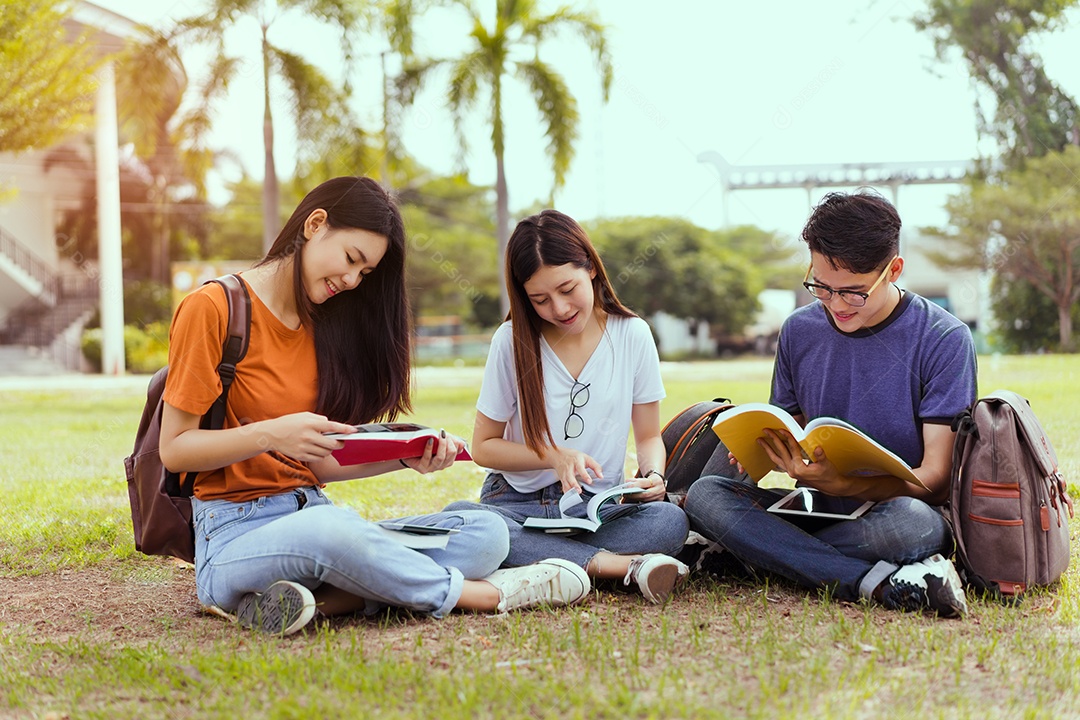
(502, 575), (551, 611)
(623, 558), (644, 586)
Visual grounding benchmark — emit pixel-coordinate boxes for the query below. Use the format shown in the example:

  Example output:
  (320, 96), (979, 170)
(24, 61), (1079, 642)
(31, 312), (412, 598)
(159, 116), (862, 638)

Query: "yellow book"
(711, 403), (927, 489)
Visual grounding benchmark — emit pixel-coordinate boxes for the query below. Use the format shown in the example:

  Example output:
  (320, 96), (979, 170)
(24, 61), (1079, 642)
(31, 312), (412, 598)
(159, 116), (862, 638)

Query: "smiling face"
(808, 251), (903, 331)
(300, 209), (389, 304)
(523, 263), (598, 337)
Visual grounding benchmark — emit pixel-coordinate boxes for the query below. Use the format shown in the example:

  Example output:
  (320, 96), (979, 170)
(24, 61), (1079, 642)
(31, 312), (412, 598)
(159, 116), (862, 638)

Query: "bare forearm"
(634, 435), (666, 477)
(160, 421), (278, 473)
(472, 437), (553, 473)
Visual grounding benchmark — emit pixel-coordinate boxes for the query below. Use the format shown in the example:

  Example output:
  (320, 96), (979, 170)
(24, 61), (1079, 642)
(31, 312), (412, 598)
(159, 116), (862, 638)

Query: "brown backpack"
(660, 398), (735, 506)
(124, 275), (251, 563)
(949, 390), (1073, 598)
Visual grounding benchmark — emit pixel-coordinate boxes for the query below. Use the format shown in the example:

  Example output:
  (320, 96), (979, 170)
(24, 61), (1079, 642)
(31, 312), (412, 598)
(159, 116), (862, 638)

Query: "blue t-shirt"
(770, 291), (977, 469)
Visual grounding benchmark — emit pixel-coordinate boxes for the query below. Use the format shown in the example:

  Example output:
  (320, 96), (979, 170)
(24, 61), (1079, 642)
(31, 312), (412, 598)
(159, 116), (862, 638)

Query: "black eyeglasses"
(802, 255), (897, 308)
(564, 381), (590, 440)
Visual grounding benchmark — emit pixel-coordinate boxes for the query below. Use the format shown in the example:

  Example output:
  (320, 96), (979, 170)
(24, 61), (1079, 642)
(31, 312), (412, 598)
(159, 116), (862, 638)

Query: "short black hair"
(801, 189), (901, 274)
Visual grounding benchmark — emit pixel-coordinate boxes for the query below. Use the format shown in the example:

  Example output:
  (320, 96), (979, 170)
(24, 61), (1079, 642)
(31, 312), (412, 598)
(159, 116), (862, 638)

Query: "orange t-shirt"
(163, 275), (320, 501)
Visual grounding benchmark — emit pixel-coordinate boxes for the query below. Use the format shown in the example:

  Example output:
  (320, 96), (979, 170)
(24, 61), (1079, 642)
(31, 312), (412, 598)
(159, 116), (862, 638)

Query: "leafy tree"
(0, 0), (99, 153)
(914, 0), (1080, 166)
(588, 217), (787, 343)
(399, 174), (500, 326)
(396, 0), (612, 314)
(924, 146), (1080, 351)
(297, 138), (501, 324)
(914, 0), (1080, 350)
(205, 174), (298, 261)
(173, 0), (367, 253)
(988, 272), (1080, 352)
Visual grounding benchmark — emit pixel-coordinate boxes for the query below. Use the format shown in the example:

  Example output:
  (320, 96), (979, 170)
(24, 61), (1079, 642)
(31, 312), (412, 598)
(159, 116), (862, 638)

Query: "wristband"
(399, 458), (410, 468)
(644, 470), (666, 485)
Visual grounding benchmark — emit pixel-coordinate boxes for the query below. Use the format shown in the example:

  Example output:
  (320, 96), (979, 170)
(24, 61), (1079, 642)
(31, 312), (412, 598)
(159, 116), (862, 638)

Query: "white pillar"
(94, 59), (125, 375)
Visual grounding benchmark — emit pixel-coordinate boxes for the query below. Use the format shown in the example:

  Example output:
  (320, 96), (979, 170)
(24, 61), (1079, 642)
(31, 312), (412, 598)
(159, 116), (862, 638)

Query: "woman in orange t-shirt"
(159, 177), (590, 635)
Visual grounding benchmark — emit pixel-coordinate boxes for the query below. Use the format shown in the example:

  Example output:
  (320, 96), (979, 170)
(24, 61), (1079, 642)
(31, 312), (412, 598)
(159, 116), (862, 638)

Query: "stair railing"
(0, 224), (58, 306)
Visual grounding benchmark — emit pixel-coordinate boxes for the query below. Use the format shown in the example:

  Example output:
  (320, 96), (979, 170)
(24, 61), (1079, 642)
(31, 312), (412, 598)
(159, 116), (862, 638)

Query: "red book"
(327, 423), (472, 466)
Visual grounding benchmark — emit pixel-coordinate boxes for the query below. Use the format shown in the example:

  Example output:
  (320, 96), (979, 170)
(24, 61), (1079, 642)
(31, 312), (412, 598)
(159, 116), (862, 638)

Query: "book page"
(585, 484), (646, 522)
(711, 404), (804, 482)
(714, 405), (926, 489)
(799, 425), (925, 488)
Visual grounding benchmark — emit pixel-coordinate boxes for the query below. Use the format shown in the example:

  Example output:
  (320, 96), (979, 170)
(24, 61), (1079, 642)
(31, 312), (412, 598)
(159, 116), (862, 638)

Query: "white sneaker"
(235, 580), (317, 636)
(624, 553), (689, 604)
(485, 558), (591, 613)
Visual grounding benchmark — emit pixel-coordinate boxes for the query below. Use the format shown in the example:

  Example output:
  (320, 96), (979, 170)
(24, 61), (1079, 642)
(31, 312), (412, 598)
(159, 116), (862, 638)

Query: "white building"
(0, 1), (135, 374)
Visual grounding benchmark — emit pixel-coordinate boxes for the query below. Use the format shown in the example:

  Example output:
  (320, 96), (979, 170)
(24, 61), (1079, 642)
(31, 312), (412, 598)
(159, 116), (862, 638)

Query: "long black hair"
(257, 176), (411, 424)
(505, 209), (634, 453)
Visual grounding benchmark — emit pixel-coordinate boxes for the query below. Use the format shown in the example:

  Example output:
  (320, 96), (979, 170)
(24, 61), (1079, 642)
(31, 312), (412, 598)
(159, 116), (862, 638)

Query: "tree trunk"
(492, 73), (510, 318)
(155, 176), (169, 286)
(1059, 301), (1074, 352)
(495, 149), (510, 318)
(261, 26), (278, 255)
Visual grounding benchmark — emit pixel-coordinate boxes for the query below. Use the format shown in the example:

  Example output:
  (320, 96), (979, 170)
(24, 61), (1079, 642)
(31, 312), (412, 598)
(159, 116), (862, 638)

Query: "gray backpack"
(949, 390), (1073, 598)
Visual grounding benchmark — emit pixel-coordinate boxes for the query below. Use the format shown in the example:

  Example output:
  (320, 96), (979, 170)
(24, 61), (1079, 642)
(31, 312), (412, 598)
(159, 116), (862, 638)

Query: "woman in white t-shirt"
(446, 210), (690, 604)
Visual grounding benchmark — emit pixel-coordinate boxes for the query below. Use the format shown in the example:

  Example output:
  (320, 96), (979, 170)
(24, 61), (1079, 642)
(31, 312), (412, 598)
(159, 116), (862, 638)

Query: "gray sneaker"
(235, 580), (317, 636)
(486, 558), (591, 613)
(880, 554), (968, 618)
(624, 554), (689, 604)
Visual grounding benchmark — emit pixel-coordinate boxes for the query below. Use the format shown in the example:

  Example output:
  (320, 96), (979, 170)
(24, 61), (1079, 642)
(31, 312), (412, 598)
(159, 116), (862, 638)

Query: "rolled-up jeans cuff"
(858, 560), (899, 601)
(432, 566), (464, 619)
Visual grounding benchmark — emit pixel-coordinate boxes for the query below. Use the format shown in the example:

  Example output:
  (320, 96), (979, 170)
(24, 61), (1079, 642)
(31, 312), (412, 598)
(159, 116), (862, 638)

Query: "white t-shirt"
(476, 315), (666, 493)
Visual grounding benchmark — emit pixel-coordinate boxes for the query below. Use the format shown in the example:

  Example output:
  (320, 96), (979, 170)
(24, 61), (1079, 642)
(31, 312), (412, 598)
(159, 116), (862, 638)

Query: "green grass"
(1, 356), (1079, 719)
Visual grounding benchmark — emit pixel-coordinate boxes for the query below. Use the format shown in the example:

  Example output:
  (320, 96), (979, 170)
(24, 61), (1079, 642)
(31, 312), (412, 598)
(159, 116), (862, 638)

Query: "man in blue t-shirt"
(684, 190), (976, 618)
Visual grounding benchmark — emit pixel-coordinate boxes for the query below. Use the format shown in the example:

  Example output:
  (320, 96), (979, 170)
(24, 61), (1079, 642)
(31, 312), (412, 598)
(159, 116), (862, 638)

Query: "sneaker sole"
(237, 581), (316, 635)
(641, 563), (681, 604)
(925, 560), (968, 618)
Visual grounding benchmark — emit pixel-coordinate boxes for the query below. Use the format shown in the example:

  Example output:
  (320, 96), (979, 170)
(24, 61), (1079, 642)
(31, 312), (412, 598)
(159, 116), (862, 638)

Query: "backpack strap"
(204, 274), (252, 431)
(165, 274), (252, 498)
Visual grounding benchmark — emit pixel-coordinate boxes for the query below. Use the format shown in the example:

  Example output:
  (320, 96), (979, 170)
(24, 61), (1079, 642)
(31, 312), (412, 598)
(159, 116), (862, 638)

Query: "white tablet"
(767, 488), (875, 522)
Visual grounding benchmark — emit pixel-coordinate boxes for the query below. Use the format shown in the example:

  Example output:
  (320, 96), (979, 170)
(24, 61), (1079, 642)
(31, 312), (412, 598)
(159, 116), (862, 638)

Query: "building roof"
(65, 1), (141, 55)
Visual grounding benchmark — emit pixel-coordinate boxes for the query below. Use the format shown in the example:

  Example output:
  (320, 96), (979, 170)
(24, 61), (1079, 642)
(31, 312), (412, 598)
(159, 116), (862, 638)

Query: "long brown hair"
(505, 210), (634, 454)
(257, 176), (411, 424)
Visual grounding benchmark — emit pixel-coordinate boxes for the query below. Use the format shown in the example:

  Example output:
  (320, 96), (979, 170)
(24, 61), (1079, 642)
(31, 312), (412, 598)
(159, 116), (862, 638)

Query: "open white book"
(522, 483), (646, 534)
(711, 403), (927, 489)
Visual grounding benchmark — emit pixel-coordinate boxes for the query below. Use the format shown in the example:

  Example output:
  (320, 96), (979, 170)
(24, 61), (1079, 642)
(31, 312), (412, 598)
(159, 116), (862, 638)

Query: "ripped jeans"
(445, 473), (689, 570)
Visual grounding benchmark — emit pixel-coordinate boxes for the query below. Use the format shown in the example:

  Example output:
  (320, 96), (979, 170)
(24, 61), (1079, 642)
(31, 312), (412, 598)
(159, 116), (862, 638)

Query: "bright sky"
(92, 0), (1080, 239)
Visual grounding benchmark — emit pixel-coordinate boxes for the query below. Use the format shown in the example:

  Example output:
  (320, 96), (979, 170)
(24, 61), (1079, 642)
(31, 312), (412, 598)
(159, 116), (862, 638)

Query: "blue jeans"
(444, 473), (690, 570)
(683, 476), (951, 601)
(192, 485), (509, 618)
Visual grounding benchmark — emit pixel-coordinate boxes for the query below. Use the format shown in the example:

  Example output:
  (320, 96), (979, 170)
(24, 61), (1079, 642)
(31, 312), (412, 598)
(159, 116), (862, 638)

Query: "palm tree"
(177, 0), (364, 253)
(397, 0), (612, 313)
(114, 29), (233, 284)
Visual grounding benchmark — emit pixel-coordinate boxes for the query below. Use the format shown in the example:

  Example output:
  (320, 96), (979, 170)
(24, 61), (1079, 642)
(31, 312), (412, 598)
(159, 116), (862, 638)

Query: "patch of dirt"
(0, 561), (227, 648)
(0, 559), (953, 654)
